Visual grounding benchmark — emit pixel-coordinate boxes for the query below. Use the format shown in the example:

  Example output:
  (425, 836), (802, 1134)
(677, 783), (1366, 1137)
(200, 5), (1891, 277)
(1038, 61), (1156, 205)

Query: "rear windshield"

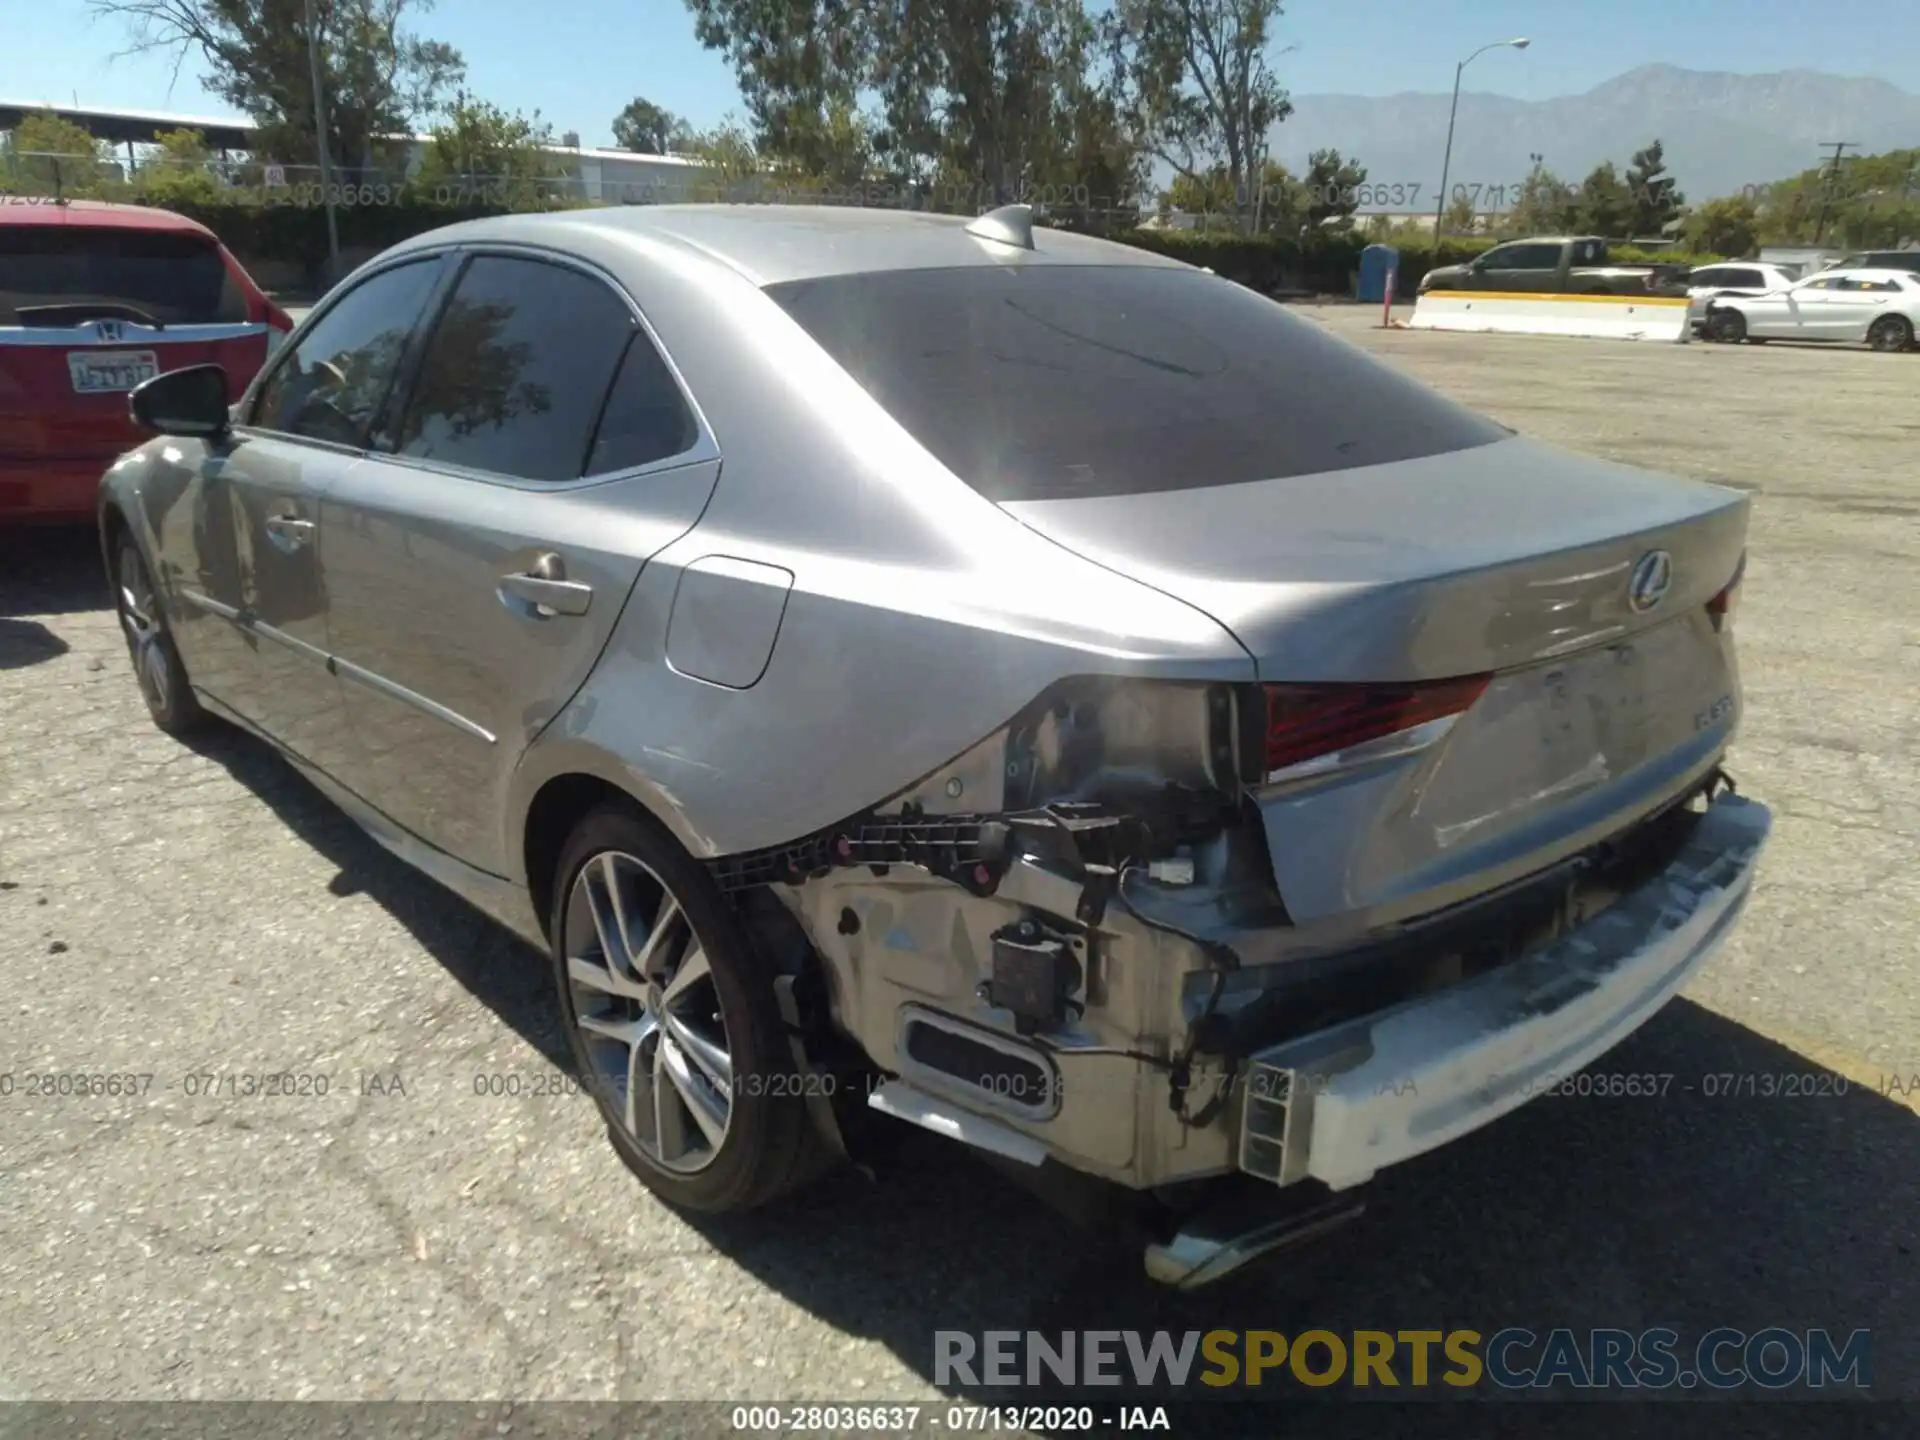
(0, 226), (246, 326)
(764, 265), (1507, 501)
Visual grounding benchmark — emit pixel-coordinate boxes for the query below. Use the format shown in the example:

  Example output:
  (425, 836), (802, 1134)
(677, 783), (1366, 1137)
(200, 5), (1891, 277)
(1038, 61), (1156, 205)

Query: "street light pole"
(304, 0), (341, 274)
(1433, 37), (1530, 240)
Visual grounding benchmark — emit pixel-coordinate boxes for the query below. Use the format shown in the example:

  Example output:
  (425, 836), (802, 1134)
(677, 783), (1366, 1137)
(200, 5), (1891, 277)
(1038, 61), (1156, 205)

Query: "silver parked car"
(103, 204), (1770, 1288)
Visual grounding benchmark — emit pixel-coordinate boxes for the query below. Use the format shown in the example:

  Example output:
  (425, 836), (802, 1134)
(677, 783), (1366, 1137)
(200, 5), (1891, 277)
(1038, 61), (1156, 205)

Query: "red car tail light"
(1707, 551), (1746, 628)
(1263, 674), (1491, 783)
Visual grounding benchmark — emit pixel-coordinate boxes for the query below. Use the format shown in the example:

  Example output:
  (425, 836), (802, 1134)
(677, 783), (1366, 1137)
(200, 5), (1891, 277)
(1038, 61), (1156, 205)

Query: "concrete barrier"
(1409, 290), (1691, 343)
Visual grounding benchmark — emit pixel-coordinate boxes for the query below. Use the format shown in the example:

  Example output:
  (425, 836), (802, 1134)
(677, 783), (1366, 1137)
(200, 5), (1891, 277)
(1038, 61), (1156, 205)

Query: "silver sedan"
(103, 203), (1770, 1288)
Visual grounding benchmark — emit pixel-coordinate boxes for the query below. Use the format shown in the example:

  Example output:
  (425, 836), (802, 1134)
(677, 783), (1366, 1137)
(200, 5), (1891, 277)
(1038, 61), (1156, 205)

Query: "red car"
(0, 199), (293, 521)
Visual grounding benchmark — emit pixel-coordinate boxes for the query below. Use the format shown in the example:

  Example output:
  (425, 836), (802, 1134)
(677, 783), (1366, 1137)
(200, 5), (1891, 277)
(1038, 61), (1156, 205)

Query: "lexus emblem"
(95, 319), (125, 344)
(1628, 550), (1674, 612)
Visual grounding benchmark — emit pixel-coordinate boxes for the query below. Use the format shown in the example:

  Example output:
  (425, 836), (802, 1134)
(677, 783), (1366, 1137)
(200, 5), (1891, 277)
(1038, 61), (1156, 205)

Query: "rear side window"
(0, 225), (246, 326)
(1506, 243), (1566, 268)
(764, 265), (1507, 502)
(393, 255), (636, 483)
(585, 332), (698, 474)
(252, 258), (442, 447)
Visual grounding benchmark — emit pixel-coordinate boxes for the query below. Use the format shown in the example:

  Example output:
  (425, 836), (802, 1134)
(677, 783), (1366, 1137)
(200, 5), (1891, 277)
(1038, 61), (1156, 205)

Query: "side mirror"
(130, 363), (232, 440)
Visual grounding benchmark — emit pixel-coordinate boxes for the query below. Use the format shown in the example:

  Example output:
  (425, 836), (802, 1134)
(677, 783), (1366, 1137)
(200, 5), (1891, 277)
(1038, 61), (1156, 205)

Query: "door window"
(1723, 268), (1765, 288)
(251, 258), (443, 447)
(585, 331), (699, 475)
(392, 255), (640, 483)
(1502, 243), (1563, 269)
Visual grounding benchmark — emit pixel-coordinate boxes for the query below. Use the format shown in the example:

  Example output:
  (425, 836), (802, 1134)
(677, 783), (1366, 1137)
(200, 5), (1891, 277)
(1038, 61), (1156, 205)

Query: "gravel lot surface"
(2, 310), (1914, 1432)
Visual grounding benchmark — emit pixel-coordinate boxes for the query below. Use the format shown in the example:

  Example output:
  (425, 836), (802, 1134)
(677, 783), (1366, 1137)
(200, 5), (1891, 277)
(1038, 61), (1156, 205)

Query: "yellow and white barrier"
(1408, 290), (1691, 343)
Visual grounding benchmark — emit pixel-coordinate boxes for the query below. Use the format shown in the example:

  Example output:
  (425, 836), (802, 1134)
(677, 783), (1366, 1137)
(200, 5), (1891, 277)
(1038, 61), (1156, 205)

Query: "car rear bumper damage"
(1237, 791), (1770, 1193)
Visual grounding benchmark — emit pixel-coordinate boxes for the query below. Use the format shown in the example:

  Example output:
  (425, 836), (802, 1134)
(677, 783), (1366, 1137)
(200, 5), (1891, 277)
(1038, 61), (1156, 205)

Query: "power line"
(1812, 141), (1855, 244)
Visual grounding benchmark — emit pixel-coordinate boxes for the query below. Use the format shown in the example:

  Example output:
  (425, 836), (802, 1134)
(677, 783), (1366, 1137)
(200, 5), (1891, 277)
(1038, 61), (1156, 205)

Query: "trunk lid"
(1003, 436), (1752, 929)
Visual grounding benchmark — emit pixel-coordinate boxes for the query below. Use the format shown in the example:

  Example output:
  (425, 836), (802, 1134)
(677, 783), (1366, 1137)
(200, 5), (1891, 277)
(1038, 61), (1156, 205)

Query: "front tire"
(1868, 315), (1915, 352)
(549, 803), (823, 1213)
(1708, 308), (1747, 344)
(113, 533), (206, 735)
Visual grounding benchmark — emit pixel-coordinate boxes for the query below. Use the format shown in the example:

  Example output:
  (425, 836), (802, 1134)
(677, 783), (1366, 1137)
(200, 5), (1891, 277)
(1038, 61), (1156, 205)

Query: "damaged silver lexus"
(102, 202), (1770, 1288)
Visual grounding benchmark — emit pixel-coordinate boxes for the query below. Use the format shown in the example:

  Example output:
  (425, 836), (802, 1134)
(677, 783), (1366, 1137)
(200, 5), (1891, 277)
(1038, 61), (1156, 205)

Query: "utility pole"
(1811, 141), (1855, 244)
(304, 0), (342, 273)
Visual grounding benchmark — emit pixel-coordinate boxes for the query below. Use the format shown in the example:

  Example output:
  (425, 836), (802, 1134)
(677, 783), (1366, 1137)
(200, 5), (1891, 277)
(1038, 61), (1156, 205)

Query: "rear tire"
(1708, 309), (1747, 344)
(1868, 315), (1915, 352)
(112, 533), (206, 736)
(548, 803), (828, 1214)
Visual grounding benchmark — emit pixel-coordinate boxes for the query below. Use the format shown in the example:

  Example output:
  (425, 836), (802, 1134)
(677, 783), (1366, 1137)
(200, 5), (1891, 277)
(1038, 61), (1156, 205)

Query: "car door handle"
(263, 514), (315, 550)
(499, 568), (587, 618)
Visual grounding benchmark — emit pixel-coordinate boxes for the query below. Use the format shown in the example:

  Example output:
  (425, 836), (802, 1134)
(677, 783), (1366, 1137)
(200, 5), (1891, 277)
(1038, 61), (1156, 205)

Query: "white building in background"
(396, 134), (716, 203)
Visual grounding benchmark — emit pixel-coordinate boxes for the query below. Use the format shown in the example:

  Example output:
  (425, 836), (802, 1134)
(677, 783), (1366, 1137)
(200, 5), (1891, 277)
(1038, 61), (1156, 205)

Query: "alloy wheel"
(1868, 316), (1913, 353)
(117, 546), (172, 714)
(562, 851), (734, 1173)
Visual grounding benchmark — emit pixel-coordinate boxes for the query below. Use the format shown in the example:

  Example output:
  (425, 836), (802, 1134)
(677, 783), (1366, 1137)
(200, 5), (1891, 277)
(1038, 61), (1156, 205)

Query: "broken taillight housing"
(1261, 674), (1491, 784)
(1707, 551), (1746, 630)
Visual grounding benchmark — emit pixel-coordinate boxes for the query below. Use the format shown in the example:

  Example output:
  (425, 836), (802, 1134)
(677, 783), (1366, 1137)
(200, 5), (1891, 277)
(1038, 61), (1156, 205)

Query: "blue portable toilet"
(1356, 243), (1400, 304)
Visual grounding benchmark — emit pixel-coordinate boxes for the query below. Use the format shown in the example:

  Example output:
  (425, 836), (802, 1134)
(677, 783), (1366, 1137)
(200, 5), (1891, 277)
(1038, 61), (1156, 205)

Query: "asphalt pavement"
(1, 310), (1915, 1430)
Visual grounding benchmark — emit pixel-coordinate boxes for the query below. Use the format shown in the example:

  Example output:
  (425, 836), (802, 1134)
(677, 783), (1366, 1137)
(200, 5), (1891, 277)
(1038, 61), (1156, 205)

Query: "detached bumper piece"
(1239, 792), (1771, 1193)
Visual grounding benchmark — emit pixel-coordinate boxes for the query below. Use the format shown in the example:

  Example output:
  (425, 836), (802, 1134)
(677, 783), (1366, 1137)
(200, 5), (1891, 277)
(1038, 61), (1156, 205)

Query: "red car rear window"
(0, 226), (247, 327)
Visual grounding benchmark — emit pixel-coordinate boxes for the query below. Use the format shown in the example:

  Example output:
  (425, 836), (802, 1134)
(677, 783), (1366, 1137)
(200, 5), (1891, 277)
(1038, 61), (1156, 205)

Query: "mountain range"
(1268, 65), (1920, 209)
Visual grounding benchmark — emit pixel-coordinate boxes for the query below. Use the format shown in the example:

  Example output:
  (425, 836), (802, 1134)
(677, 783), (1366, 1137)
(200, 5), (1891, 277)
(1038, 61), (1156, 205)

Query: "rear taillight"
(1707, 552), (1745, 629)
(1262, 674), (1490, 784)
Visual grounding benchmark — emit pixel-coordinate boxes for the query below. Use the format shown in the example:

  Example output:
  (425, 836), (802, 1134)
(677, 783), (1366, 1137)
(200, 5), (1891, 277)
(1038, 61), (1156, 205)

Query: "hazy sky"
(4, 0), (1916, 149)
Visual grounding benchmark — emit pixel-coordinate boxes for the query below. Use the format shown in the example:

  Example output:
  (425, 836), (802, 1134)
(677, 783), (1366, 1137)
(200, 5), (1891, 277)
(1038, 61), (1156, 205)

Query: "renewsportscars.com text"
(934, 1328), (1871, 1392)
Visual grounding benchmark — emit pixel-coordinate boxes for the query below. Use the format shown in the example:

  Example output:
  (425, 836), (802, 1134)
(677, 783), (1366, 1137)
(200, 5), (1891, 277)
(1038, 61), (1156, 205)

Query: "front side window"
(765, 264), (1508, 502)
(392, 256), (637, 483)
(251, 258), (442, 447)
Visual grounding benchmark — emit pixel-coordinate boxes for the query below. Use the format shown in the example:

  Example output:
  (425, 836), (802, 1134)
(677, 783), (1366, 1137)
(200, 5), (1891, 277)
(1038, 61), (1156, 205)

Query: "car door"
(179, 254), (448, 775)
(1824, 276), (1902, 340)
(1750, 276), (1835, 338)
(318, 248), (722, 875)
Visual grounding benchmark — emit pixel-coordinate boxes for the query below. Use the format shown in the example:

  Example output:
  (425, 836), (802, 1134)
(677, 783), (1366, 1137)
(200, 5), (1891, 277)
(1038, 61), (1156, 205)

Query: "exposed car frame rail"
(704, 796), (1232, 903)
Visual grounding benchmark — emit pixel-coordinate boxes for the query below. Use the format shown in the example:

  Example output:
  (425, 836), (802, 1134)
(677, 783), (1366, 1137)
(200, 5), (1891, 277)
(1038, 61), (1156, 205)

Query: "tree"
(1743, 145), (1920, 247)
(1443, 189), (1478, 234)
(1107, 0), (1292, 198)
(413, 92), (564, 204)
(1683, 195), (1757, 258)
(2, 111), (108, 193)
(1625, 139), (1684, 238)
(678, 115), (763, 197)
(611, 97), (692, 155)
(141, 126), (225, 203)
(682, 0), (873, 178)
(1503, 158), (1576, 235)
(1573, 160), (1634, 237)
(86, 0), (465, 174)
(1303, 146), (1363, 231)
(864, 0), (1125, 204)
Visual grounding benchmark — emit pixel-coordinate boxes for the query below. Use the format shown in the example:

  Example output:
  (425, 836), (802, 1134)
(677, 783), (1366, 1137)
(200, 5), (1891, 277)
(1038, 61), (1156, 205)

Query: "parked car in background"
(1681, 261), (1798, 336)
(1704, 267), (1920, 351)
(1813, 249), (1920, 277)
(1, 199), (292, 521)
(102, 203), (1767, 1289)
(1419, 236), (1686, 296)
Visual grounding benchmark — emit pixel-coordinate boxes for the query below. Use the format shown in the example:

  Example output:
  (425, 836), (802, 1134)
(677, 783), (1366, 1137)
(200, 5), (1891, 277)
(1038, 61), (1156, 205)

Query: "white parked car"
(1703, 267), (1920, 351)
(1682, 262), (1798, 336)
